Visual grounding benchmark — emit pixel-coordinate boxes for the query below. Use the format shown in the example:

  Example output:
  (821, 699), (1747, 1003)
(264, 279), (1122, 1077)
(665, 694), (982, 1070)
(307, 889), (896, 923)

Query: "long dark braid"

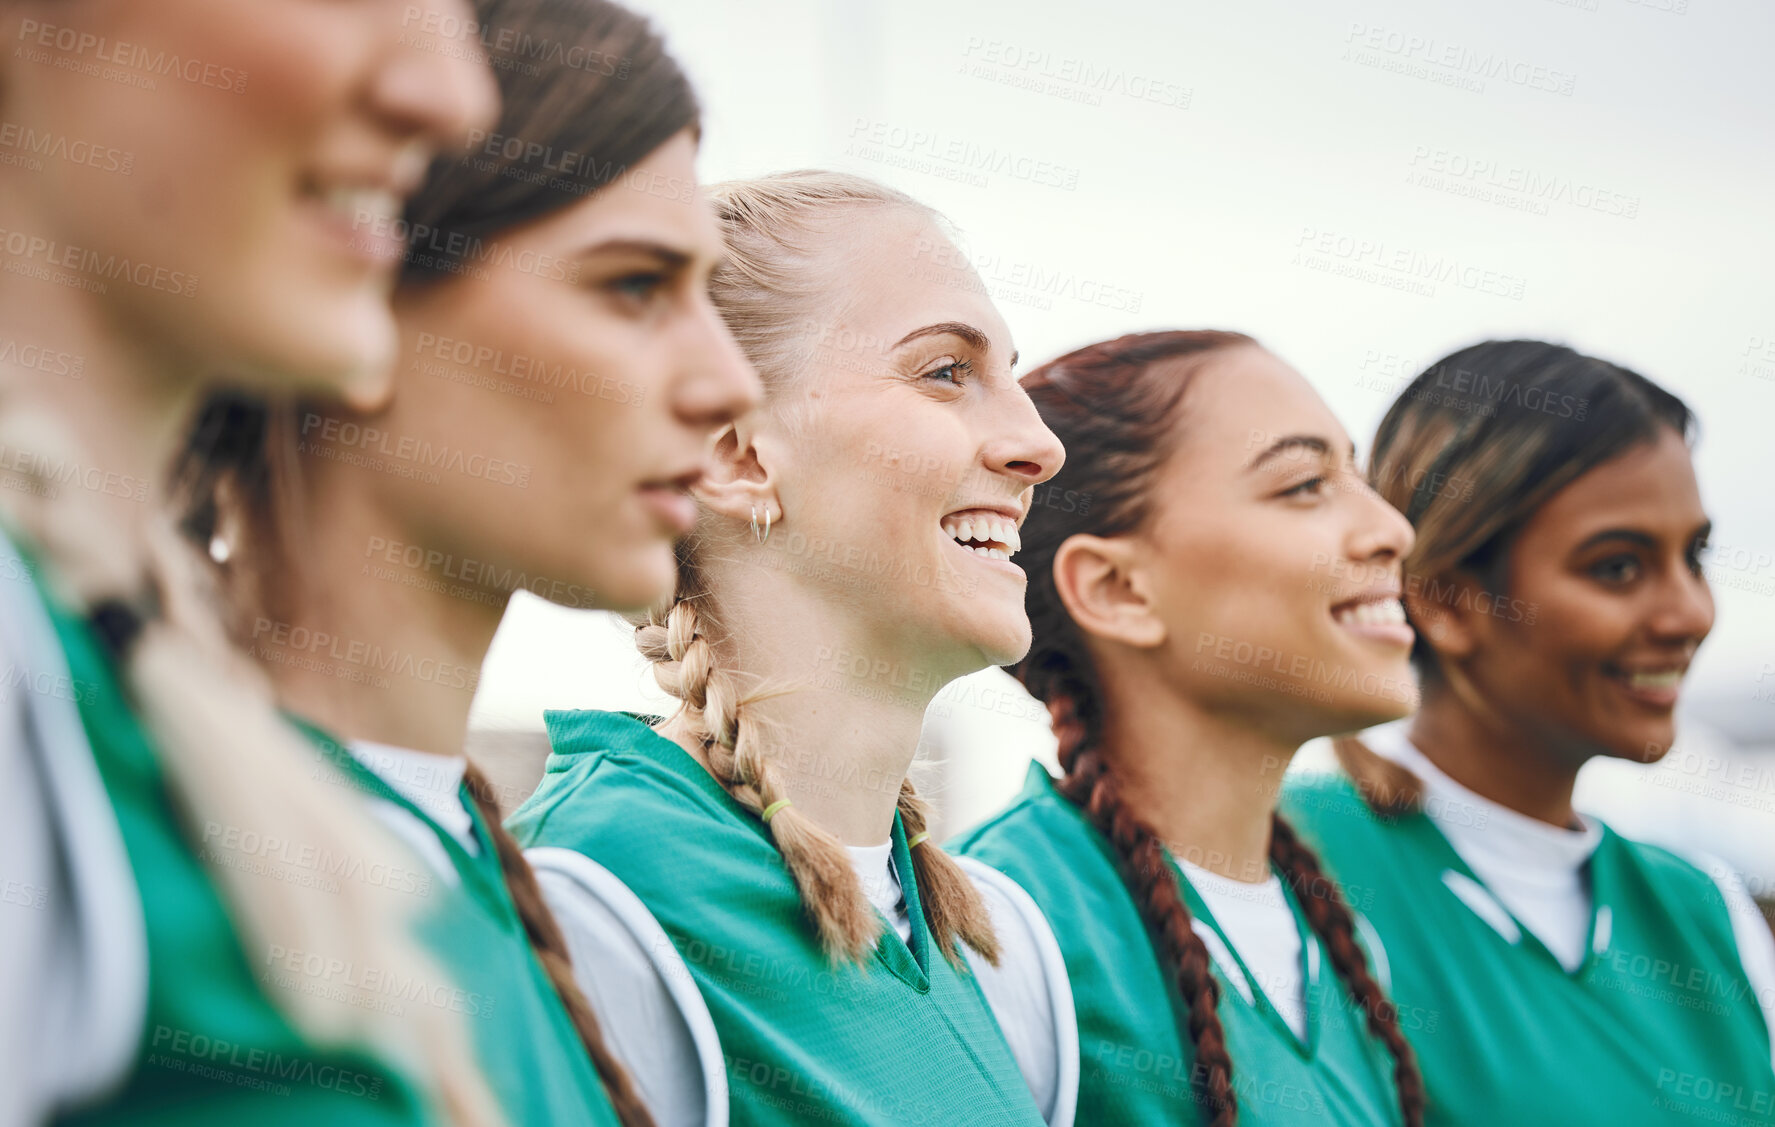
(1013, 332), (1425, 1126)
(1269, 817), (1425, 1123)
(1047, 687), (1236, 1124)
(461, 764), (656, 1127)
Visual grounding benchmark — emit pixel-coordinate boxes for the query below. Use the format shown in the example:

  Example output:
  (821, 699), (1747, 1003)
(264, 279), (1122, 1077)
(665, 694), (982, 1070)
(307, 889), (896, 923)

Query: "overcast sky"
(469, 0), (1775, 866)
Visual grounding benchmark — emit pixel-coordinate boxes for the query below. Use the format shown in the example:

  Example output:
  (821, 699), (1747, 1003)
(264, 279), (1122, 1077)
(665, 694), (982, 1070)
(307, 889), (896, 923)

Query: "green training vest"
(1281, 772), (1775, 1127)
(8, 535), (432, 1127)
(507, 709), (1046, 1127)
(954, 762), (1405, 1127)
(297, 722), (623, 1127)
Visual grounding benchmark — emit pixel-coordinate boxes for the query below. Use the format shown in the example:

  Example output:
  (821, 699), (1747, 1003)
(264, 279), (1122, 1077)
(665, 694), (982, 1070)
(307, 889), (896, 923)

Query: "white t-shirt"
(1363, 722), (1775, 1055)
(529, 840), (915, 1127)
(1366, 725), (1600, 970)
(851, 840), (911, 943)
(1175, 857), (1308, 1040)
(960, 849), (1312, 1126)
(957, 858), (1079, 1127)
(348, 741), (477, 874)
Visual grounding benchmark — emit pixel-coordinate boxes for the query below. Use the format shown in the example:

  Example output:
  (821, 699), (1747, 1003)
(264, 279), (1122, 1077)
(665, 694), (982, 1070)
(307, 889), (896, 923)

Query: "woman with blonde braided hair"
(0, 1), (503, 1124)
(1280, 340), (1775, 1125)
(176, 2), (759, 1125)
(953, 331), (1428, 1126)
(510, 170), (1064, 1126)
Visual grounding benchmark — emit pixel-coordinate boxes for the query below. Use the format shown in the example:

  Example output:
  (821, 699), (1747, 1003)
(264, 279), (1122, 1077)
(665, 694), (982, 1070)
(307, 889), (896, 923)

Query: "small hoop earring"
(751, 504), (775, 544)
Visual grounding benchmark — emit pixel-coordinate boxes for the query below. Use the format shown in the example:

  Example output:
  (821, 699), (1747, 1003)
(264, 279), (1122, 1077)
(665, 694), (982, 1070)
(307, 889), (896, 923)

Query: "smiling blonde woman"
(510, 171), (1065, 1127)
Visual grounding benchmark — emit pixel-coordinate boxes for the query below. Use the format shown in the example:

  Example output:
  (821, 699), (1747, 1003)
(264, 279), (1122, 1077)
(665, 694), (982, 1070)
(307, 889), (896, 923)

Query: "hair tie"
(760, 798), (792, 823)
(88, 584), (161, 662)
(906, 831), (930, 849)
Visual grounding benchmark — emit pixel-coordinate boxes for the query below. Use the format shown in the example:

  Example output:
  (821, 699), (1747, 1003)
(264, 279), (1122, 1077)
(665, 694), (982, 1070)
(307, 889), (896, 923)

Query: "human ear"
(1052, 534), (1167, 649)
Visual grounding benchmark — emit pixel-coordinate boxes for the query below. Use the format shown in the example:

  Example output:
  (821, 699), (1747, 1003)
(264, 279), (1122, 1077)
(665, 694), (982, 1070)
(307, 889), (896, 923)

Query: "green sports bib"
(297, 722), (623, 1127)
(509, 709), (1046, 1127)
(955, 763), (1405, 1127)
(1281, 772), (1775, 1127)
(8, 532), (432, 1127)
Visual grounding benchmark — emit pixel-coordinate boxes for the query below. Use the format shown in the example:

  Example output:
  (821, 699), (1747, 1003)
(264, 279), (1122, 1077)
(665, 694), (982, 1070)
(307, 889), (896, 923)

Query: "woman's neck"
(1407, 686), (1586, 828)
(659, 563), (961, 847)
(0, 257), (196, 539)
(1097, 661), (1299, 885)
(260, 478), (506, 758)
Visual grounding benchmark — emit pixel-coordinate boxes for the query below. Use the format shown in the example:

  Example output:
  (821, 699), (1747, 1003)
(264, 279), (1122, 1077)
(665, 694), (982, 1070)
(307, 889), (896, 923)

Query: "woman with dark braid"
(178, 2), (758, 1124)
(1279, 341), (1775, 1125)
(954, 331), (1427, 1126)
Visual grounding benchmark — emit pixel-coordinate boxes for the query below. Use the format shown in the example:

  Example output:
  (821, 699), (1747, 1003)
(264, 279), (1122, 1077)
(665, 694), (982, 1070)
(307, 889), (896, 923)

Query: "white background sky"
(470, 0), (1775, 872)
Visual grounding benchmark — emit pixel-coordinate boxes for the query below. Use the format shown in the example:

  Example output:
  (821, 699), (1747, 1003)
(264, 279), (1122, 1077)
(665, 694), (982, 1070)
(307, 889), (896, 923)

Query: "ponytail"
(1330, 735), (1425, 818)
(0, 408), (503, 1127)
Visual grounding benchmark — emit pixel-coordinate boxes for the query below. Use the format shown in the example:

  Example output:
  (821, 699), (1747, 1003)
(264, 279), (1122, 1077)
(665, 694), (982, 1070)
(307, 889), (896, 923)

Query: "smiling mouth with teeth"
(1331, 598), (1408, 628)
(941, 511), (1021, 562)
(1625, 671), (1682, 690)
(1605, 666), (1688, 698)
(323, 186), (404, 229)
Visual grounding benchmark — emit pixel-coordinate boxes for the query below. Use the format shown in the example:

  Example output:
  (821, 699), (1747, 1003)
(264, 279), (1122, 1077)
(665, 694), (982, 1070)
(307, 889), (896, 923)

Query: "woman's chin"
(973, 620), (1034, 671)
(221, 284), (398, 398)
(598, 550), (679, 615)
(1599, 718), (1680, 764)
(1330, 680), (1419, 732)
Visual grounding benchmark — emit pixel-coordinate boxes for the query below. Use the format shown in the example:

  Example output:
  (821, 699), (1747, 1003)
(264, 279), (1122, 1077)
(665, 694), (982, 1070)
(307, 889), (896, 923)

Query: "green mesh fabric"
(957, 763), (1404, 1126)
(1282, 772), (1774, 1127)
(510, 709), (1044, 1127)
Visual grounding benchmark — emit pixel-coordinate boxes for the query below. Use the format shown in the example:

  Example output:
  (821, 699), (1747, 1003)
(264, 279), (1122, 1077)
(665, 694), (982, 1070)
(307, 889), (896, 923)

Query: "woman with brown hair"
(1280, 340), (1775, 1125)
(954, 331), (1427, 1126)
(509, 170), (1064, 1126)
(178, 1), (758, 1124)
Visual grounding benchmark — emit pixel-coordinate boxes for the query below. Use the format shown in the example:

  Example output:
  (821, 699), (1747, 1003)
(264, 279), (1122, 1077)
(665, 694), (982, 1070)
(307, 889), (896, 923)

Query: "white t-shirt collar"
(1367, 722), (1603, 882)
(348, 740), (478, 855)
(847, 840), (911, 943)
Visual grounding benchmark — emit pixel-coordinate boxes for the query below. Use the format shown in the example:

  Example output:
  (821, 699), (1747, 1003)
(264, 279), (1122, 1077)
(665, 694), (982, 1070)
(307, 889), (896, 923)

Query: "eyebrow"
(568, 239), (692, 268)
(1575, 520), (1713, 553)
(892, 320), (1010, 367)
(1245, 435), (1341, 472)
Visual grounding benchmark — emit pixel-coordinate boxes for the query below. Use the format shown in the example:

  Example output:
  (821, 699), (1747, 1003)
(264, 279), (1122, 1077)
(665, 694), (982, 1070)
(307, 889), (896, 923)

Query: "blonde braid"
(0, 406), (503, 1127)
(624, 169), (1015, 968)
(895, 779), (999, 965)
(636, 581), (880, 962)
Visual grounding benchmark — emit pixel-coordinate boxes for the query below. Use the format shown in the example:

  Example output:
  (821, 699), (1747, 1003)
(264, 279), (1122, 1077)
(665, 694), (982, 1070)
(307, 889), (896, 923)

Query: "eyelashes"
(606, 272), (666, 302)
(1687, 537), (1709, 576)
(919, 358), (974, 386)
